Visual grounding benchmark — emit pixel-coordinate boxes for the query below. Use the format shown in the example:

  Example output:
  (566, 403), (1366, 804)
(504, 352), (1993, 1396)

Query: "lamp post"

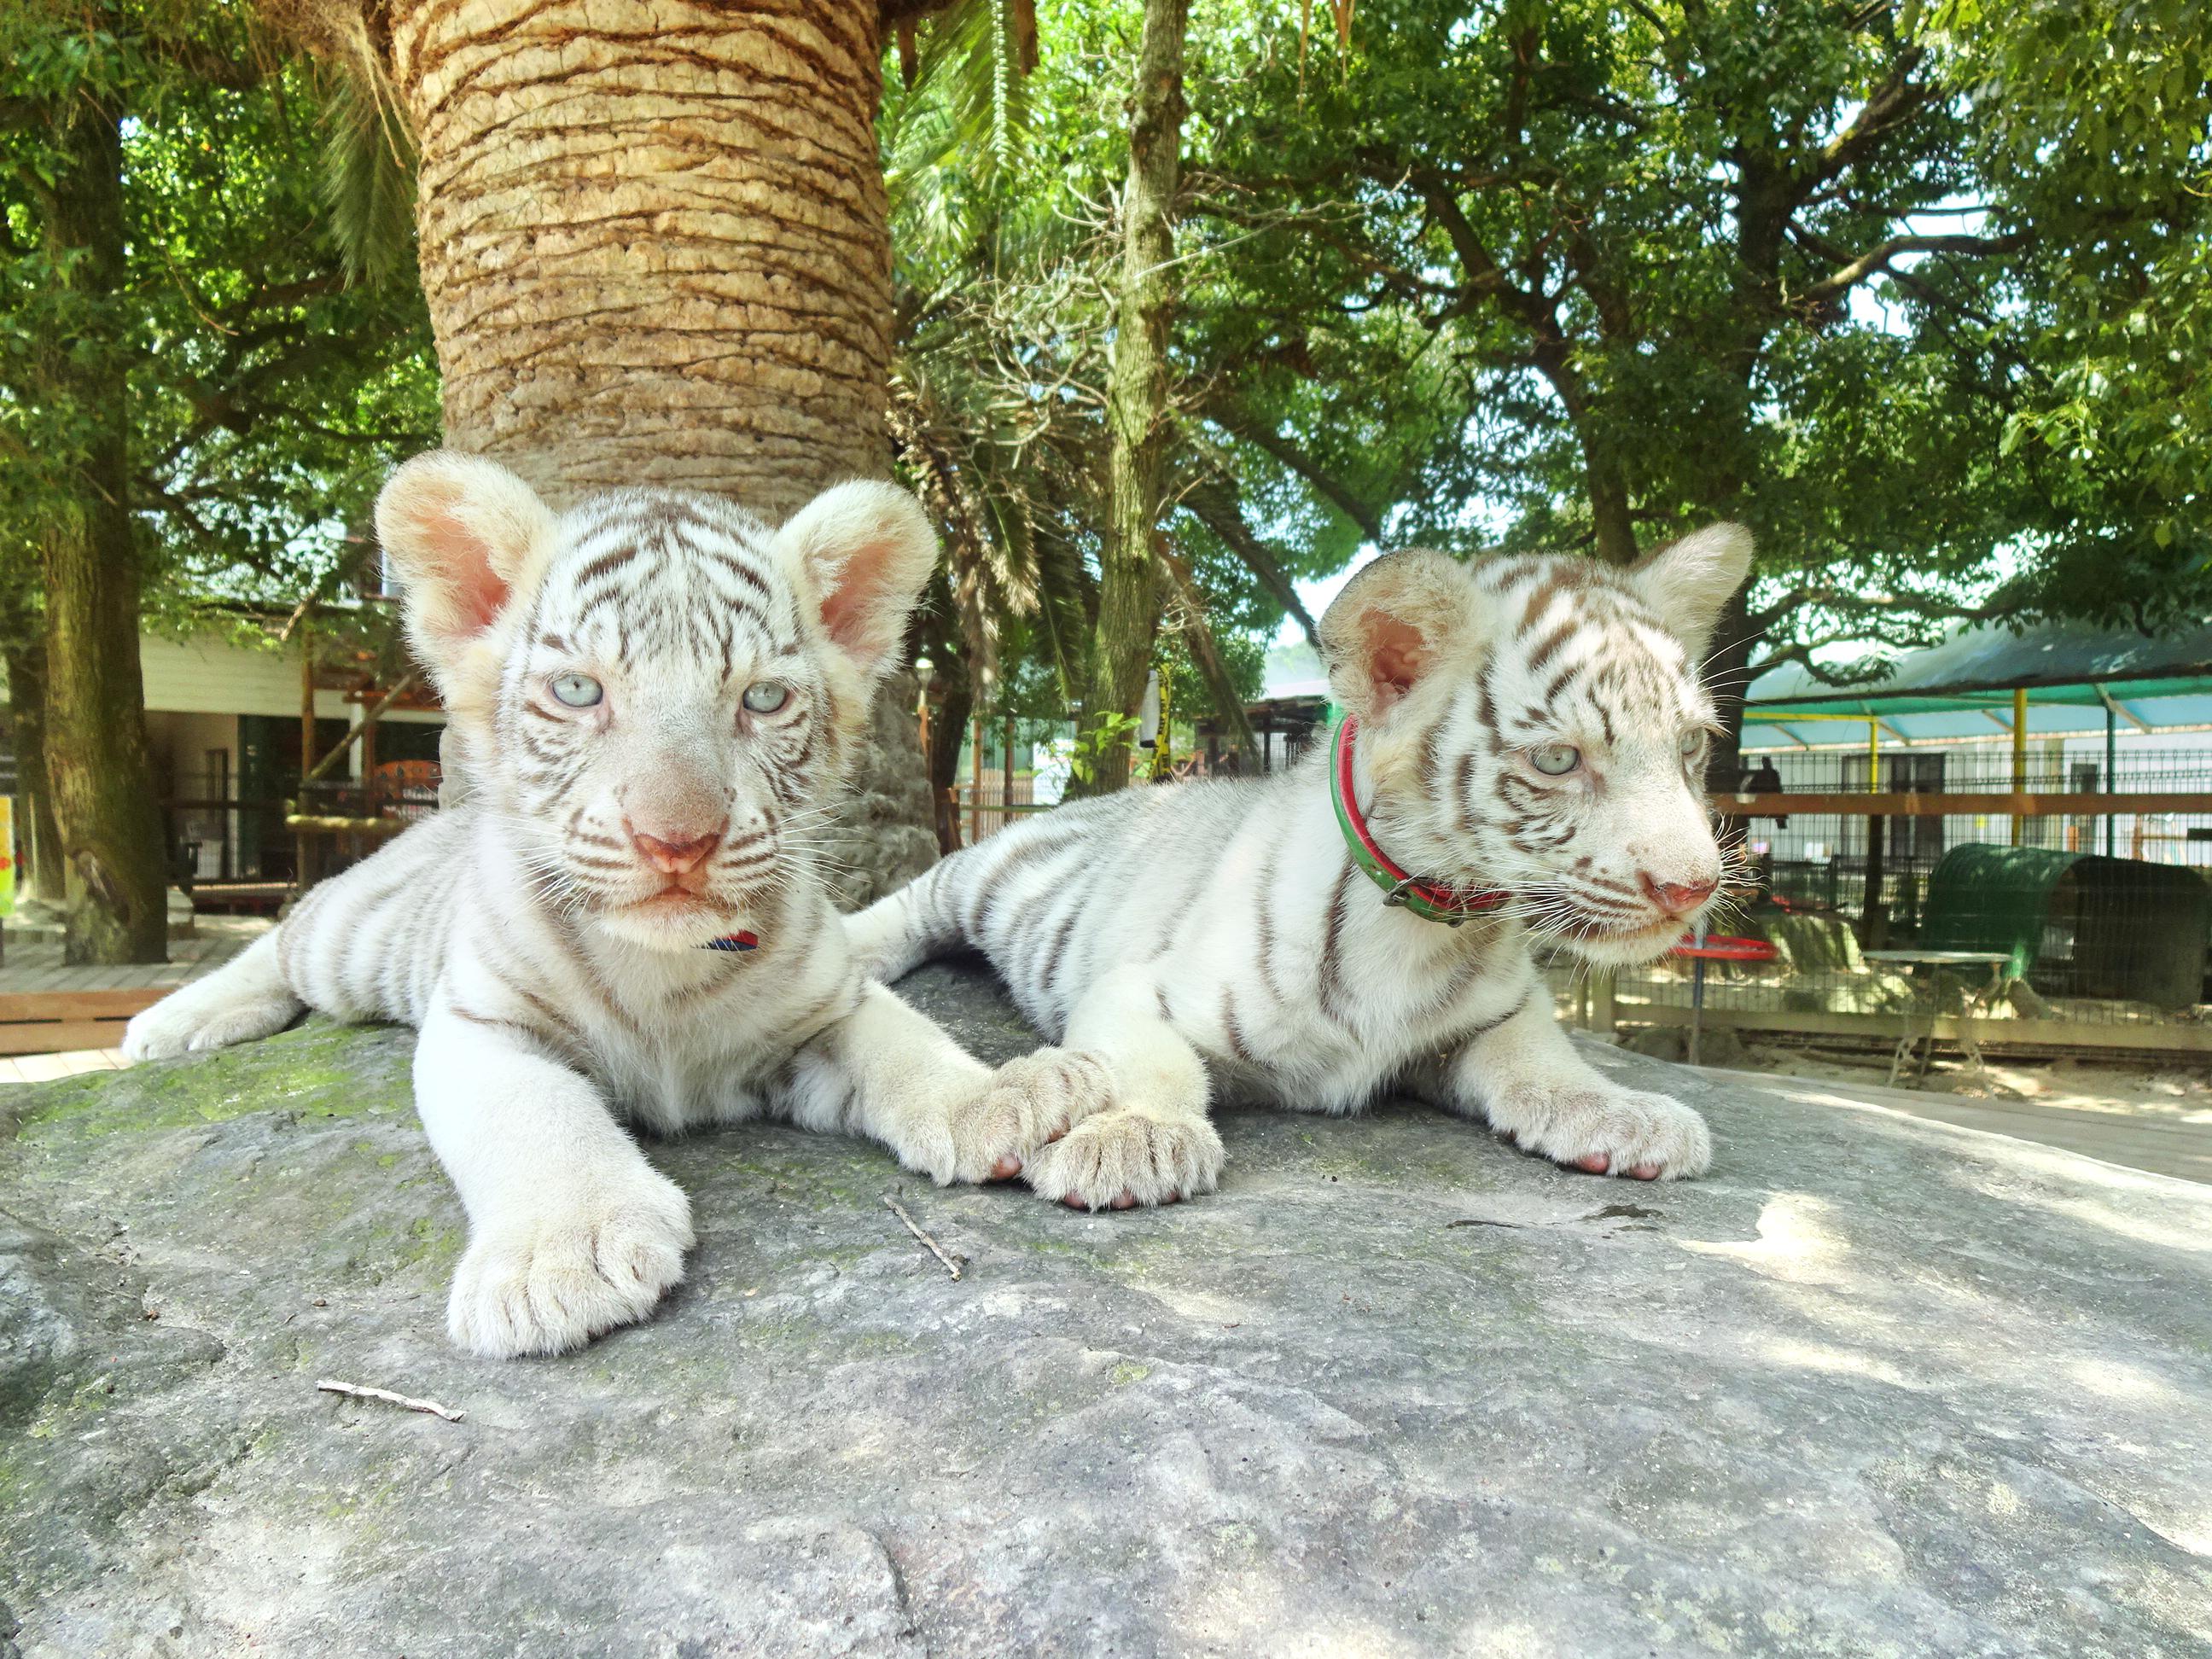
(913, 656), (934, 765)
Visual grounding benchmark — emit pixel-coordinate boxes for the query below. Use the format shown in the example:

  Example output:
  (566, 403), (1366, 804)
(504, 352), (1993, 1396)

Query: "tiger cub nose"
(1639, 872), (1718, 916)
(629, 824), (725, 876)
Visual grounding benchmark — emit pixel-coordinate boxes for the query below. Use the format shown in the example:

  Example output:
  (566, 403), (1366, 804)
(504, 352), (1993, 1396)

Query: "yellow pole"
(2011, 685), (2028, 846)
(1868, 718), (1878, 792)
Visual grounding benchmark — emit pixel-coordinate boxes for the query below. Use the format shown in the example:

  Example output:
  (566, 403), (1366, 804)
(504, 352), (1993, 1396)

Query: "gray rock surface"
(3, 963), (2209, 1657)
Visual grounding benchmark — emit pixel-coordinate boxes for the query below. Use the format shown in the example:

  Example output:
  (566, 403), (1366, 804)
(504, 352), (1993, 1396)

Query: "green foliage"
(1935, 0), (2212, 626)
(1, 0), (2182, 742)
(1203, 0), (2209, 664)
(894, 0), (2209, 732)
(1067, 710), (1141, 786)
(316, 61), (418, 287)
(0, 0), (439, 643)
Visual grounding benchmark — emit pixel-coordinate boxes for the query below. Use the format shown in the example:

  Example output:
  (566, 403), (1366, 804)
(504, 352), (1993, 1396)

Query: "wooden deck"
(0, 923), (259, 995)
(0, 919), (266, 1077)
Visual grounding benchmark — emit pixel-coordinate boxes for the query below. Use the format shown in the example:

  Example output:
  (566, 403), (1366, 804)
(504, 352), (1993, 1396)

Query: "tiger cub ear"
(775, 480), (940, 683)
(1318, 547), (1481, 718)
(375, 451), (558, 692)
(1630, 523), (1754, 657)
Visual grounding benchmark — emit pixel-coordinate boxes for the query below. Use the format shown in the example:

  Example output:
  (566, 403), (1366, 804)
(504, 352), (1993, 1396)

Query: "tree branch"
(1751, 583), (2022, 632)
(1158, 542), (1260, 754)
(1807, 50), (1934, 188)
(1202, 399), (1384, 543)
(1179, 476), (1322, 647)
(1794, 229), (2030, 307)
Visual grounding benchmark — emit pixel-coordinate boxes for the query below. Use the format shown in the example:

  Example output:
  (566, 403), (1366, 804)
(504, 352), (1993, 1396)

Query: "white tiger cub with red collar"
(124, 451), (1079, 1357)
(848, 526), (1754, 1210)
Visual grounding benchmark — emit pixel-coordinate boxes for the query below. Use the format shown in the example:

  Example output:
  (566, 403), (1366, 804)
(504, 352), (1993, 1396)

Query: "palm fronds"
(311, 30), (416, 285)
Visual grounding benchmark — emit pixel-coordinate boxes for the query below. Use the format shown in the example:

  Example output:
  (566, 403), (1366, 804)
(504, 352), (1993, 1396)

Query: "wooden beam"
(284, 812), (411, 837)
(303, 672), (421, 786)
(1713, 791), (2212, 818)
(0, 988), (165, 1021)
(0, 1020), (139, 1056)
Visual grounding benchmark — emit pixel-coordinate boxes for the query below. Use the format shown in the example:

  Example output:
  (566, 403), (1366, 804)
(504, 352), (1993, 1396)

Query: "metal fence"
(160, 766), (440, 908)
(1562, 742), (2212, 1050)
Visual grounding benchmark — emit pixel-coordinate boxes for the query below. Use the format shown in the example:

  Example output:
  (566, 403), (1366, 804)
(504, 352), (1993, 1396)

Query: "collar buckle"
(1330, 711), (1506, 928)
(1383, 875), (1466, 926)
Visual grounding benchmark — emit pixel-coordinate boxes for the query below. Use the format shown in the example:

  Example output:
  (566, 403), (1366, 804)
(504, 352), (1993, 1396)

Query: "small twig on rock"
(882, 1195), (965, 1281)
(317, 1378), (465, 1423)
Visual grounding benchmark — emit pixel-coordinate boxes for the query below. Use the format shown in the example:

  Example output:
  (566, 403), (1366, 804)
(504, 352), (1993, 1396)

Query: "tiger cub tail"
(847, 849), (976, 982)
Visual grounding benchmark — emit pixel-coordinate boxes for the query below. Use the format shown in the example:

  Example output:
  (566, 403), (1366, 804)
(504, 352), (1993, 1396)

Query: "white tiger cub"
(124, 451), (1080, 1357)
(848, 526), (1755, 1210)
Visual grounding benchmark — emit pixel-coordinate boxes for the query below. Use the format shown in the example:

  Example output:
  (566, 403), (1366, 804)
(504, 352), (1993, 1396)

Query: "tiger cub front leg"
(1446, 987), (1711, 1181)
(122, 929), (304, 1060)
(415, 1004), (696, 1357)
(786, 981), (1114, 1185)
(1020, 968), (1225, 1212)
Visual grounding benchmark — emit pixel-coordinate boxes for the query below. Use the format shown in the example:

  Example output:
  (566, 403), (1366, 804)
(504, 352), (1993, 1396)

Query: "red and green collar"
(1329, 711), (1509, 927)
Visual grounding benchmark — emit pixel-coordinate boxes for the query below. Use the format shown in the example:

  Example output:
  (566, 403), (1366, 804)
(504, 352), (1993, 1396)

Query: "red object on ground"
(1669, 934), (1778, 963)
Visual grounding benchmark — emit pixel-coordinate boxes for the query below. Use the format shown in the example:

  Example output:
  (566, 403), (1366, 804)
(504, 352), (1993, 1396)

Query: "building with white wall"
(137, 624), (443, 885)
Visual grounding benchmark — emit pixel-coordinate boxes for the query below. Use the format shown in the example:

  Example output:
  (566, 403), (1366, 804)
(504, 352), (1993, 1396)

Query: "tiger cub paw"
(1025, 1105), (1225, 1212)
(940, 1047), (1116, 1185)
(1488, 1081), (1712, 1182)
(445, 1173), (695, 1359)
(122, 983), (304, 1062)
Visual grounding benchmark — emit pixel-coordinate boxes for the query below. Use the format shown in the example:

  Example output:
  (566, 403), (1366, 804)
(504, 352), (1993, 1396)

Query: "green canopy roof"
(1744, 620), (2212, 748)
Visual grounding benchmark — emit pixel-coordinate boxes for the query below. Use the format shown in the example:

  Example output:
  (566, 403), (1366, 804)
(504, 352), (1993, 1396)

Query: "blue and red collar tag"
(701, 931), (760, 954)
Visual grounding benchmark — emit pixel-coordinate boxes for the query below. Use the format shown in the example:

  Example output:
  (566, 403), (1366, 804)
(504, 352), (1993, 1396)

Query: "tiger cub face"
(1318, 526), (1753, 966)
(375, 452), (936, 950)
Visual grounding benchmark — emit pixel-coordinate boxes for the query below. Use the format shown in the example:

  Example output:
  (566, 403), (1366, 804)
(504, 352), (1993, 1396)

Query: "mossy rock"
(2, 964), (2209, 1656)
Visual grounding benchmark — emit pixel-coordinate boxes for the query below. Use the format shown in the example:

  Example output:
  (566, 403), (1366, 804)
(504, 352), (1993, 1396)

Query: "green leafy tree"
(0, 0), (437, 961)
(1191, 0), (2208, 775)
(1940, 0), (2212, 627)
(880, 0), (1292, 795)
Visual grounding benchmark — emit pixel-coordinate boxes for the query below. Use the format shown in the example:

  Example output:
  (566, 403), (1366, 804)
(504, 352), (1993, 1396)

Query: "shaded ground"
(2, 963), (2209, 1657)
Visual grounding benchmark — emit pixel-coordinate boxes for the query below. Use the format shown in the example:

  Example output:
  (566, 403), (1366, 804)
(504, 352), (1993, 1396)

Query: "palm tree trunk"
(1078, 0), (1188, 795)
(383, 0), (935, 899)
(33, 82), (169, 964)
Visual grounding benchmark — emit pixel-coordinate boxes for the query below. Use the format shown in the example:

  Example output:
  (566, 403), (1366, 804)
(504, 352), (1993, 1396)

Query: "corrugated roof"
(1743, 619), (2212, 748)
(1750, 620), (2212, 707)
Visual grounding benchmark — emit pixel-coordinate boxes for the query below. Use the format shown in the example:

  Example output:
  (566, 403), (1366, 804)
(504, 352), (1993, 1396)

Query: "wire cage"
(1567, 738), (2212, 1050)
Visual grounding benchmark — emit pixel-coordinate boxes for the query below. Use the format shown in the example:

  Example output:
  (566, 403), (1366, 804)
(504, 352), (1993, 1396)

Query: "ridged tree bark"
(33, 85), (169, 963)
(381, 0), (935, 899)
(4, 637), (71, 908)
(1078, 0), (1188, 795)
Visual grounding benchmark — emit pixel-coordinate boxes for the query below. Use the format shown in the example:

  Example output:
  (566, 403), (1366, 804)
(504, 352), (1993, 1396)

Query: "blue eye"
(742, 680), (789, 714)
(1528, 742), (1580, 777)
(1680, 729), (1704, 757)
(550, 672), (602, 708)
